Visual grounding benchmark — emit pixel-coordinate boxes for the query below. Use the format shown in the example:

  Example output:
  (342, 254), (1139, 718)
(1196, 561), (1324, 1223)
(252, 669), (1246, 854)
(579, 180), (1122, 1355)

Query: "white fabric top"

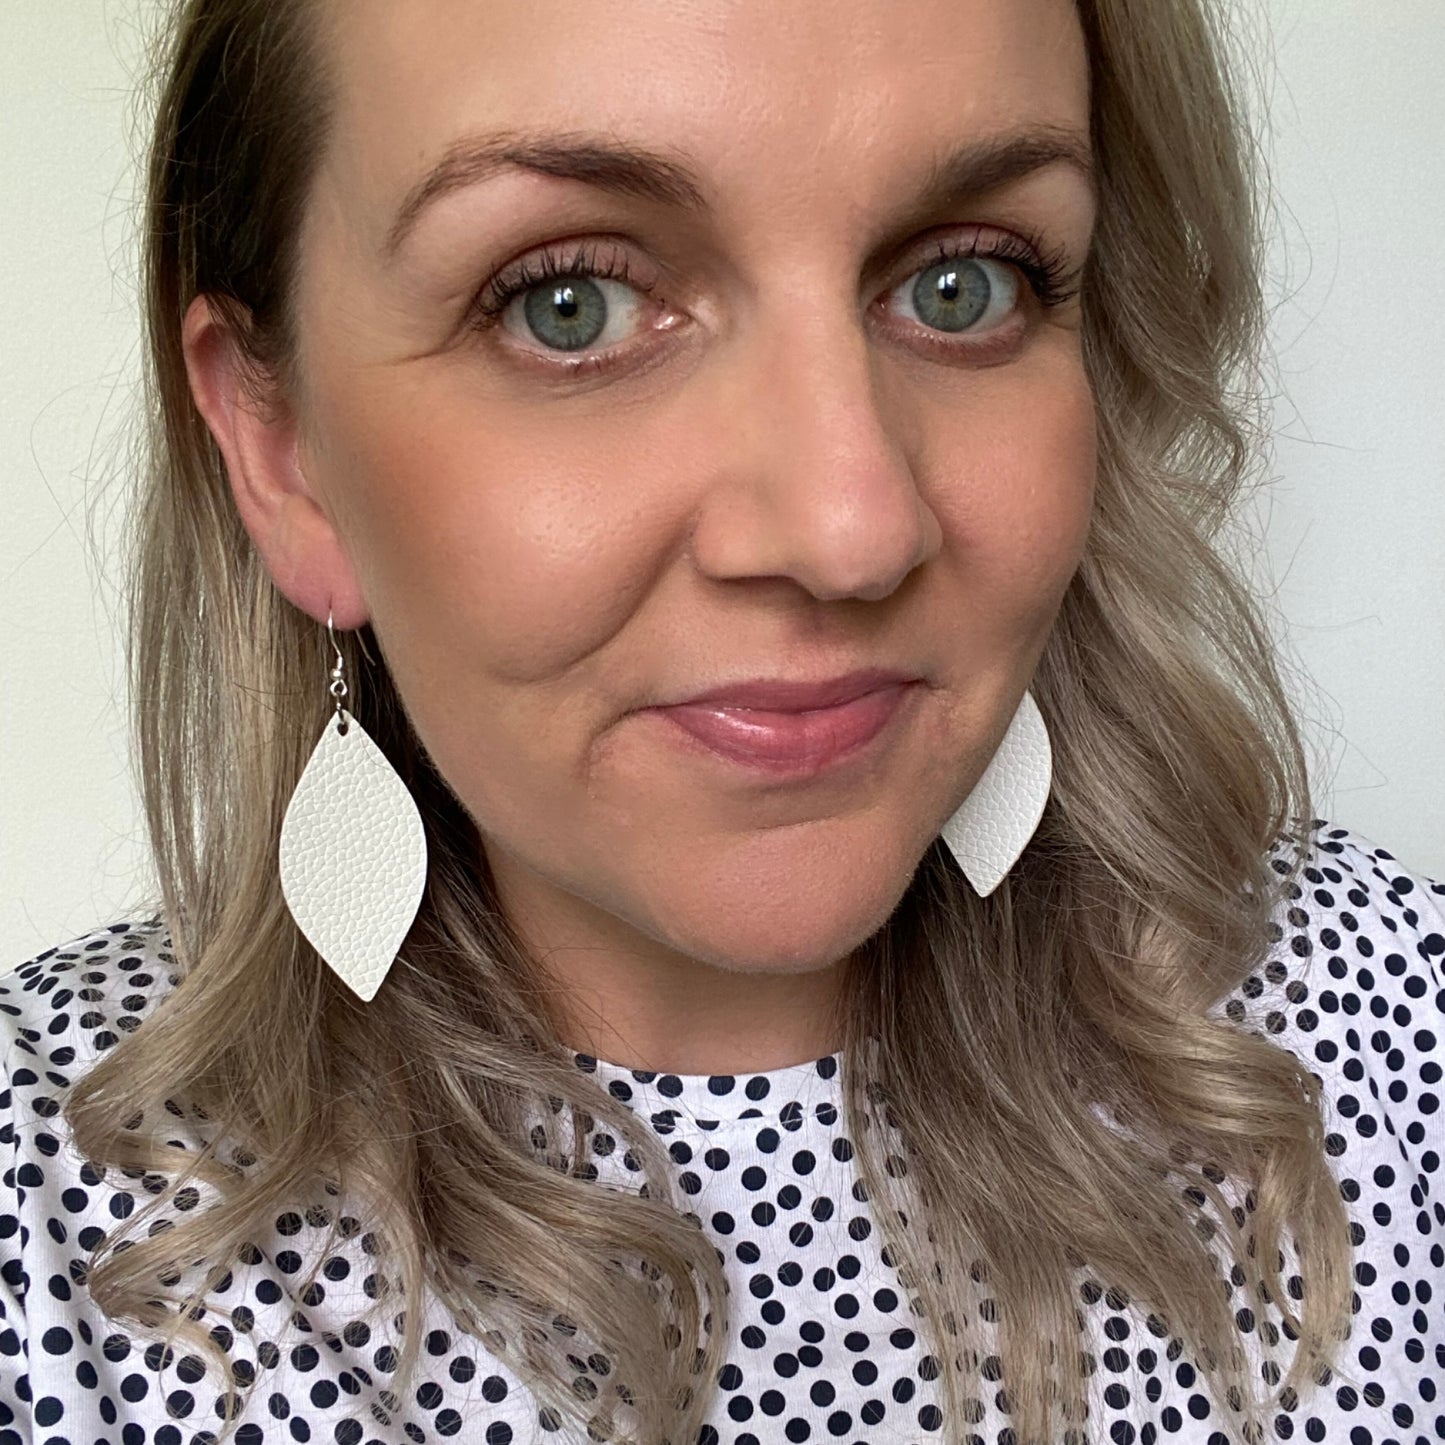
(1, 819), (1440, 1444)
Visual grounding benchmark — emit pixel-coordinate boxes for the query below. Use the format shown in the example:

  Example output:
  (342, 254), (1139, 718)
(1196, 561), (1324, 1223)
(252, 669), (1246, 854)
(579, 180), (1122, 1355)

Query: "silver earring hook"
(326, 609), (349, 733)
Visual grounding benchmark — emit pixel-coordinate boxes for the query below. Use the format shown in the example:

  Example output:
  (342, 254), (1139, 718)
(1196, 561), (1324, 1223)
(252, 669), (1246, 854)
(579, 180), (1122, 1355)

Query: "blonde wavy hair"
(63, 1), (1357, 1441)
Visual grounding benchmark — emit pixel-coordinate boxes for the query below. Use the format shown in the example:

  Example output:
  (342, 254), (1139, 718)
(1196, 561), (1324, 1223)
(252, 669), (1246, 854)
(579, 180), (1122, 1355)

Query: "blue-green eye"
(897, 255), (1019, 336)
(519, 277), (610, 352)
(472, 242), (654, 356)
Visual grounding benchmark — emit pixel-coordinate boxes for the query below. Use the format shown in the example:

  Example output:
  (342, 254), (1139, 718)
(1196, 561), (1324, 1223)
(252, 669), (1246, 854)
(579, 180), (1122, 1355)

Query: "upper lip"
(657, 668), (920, 712)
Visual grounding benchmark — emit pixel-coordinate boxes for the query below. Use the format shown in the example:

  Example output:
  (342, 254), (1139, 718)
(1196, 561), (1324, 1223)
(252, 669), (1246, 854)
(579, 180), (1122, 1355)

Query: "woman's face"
(218, 0), (1096, 1058)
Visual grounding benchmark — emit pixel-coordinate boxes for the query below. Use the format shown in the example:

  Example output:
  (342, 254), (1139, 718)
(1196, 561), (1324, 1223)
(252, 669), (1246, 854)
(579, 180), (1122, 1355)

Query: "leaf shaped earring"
(939, 687), (1052, 896)
(278, 614), (428, 1002)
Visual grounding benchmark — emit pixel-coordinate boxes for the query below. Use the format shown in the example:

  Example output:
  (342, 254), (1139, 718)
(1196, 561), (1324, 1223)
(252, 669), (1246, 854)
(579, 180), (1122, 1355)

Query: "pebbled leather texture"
(278, 709), (428, 1002)
(939, 688), (1052, 896)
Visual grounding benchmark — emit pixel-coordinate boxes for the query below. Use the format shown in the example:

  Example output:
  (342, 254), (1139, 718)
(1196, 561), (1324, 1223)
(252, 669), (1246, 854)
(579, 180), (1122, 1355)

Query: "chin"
(652, 864), (912, 975)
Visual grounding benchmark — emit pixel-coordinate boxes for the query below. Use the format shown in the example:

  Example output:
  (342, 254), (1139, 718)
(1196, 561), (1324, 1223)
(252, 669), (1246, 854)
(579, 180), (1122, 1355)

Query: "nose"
(688, 296), (943, 604)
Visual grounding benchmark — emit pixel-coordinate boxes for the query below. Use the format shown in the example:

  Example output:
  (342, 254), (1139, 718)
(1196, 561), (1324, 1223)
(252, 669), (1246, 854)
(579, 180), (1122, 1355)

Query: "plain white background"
(3, 1), (1443, 965)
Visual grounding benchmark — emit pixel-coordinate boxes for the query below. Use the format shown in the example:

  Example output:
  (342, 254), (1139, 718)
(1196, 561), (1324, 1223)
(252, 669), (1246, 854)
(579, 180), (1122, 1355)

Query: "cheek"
(927, 362), (1096, 628)
(316, 383), (679, 688)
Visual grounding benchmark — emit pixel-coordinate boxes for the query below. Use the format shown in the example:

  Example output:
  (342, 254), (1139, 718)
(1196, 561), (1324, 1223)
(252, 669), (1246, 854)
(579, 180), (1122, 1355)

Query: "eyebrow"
(381, 123), (1094, 263)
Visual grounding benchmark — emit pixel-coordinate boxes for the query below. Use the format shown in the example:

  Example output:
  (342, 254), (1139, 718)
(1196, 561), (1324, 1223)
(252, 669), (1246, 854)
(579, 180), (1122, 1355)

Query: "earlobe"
(179, 294), (368, 629)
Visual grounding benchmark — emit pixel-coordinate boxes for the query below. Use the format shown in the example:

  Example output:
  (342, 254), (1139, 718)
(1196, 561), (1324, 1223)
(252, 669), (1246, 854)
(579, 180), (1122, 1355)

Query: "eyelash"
(468, 226), (1084, 373)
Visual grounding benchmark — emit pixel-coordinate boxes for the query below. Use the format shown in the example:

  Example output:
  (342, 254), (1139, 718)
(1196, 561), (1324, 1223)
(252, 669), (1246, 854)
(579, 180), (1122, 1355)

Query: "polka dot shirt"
(0, 820), (1440, 1443)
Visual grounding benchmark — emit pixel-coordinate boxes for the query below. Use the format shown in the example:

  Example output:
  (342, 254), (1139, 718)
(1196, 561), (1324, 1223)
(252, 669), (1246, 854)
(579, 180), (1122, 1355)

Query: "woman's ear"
(180, 293), (368, 629)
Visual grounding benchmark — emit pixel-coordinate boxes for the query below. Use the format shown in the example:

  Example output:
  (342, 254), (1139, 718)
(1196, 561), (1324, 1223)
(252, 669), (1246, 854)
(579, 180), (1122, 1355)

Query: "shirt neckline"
(570, 1047), (846, 1130)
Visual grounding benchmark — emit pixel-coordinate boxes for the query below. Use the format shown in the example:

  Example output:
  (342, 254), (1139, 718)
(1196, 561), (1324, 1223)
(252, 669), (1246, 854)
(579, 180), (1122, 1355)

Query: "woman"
(1, 0), (1439, 1442)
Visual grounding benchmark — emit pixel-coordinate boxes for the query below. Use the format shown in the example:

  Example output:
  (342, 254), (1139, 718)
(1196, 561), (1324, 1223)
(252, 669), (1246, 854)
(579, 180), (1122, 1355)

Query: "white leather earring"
(939, 688), (1052, 896)
(278, 614), (428, 1002)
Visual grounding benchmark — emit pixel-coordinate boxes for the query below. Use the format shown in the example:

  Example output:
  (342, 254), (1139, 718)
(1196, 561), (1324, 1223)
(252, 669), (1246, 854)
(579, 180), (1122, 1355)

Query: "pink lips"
(665, 668), (916, 712)
(648, 680), (918, 774)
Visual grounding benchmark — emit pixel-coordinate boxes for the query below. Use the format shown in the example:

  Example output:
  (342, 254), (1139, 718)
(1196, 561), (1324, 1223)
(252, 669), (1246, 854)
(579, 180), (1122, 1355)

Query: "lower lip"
(645, 682), (918, 776)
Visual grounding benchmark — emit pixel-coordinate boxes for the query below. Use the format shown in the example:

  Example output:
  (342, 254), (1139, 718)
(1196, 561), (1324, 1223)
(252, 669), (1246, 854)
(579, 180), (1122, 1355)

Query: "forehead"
(314, 0), (1089, 241)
